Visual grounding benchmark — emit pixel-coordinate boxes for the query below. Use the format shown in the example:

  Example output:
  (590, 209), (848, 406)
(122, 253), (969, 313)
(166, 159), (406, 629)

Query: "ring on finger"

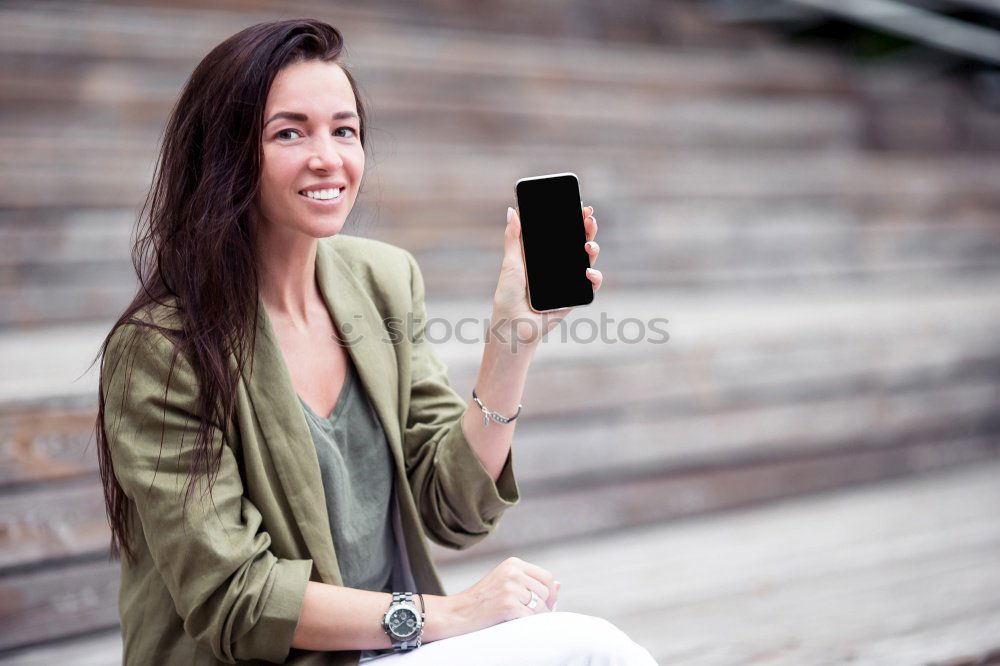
(524, 589), (540, 610)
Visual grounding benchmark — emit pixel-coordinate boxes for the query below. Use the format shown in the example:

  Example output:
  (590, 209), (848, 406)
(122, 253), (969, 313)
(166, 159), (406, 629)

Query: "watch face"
(388, 608), (419, 638)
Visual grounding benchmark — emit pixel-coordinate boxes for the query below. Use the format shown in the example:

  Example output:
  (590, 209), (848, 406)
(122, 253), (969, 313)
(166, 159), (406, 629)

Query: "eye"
(275, 127), (356, 140)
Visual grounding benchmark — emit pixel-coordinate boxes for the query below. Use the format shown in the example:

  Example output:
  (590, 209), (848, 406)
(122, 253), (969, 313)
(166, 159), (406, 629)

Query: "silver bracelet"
(471, 387), (522, 427)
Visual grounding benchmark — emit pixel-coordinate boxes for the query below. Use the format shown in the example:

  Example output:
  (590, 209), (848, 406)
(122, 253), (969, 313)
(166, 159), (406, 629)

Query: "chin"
(310, 215), (351, 237)
(295, 221), (345, 239)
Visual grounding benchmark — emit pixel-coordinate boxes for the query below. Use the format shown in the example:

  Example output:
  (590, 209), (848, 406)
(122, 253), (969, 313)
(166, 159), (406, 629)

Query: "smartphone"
(515, 172), (594, 313)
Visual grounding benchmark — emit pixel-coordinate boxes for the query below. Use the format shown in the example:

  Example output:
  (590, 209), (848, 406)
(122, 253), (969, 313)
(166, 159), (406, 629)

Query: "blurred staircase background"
(1, 0), (999, 661)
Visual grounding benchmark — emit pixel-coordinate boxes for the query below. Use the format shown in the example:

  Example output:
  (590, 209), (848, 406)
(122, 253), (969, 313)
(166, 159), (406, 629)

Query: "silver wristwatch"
(381, 592), (425, 651)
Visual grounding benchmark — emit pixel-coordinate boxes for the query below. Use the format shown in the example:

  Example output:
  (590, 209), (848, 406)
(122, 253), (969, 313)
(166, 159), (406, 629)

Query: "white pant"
(363, 611), (658, 665)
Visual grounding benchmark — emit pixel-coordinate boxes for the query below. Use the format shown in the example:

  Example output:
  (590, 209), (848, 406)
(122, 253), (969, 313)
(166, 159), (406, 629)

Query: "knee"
(542, 612), (658, 665)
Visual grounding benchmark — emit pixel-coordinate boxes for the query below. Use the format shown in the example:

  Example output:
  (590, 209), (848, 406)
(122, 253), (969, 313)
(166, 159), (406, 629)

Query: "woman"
(96, 18), (654, 665)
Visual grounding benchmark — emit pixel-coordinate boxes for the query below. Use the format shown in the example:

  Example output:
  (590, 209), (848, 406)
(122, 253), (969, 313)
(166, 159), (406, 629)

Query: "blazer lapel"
(243, 238), (404, 586)
(245, 301), (342, 584)
(314, 239), (403, 465)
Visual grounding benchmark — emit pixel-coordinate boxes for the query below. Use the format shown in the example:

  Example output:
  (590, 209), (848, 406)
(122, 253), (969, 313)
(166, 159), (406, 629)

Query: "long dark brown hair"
(92, 19), (370, 563)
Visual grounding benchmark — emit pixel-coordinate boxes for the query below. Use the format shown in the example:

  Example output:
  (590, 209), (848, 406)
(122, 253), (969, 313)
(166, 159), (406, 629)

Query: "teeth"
(301, 188), (342, 200)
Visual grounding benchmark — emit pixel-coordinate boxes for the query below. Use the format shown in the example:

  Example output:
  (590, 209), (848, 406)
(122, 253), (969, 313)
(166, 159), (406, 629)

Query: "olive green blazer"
(101, 234), (520, 665)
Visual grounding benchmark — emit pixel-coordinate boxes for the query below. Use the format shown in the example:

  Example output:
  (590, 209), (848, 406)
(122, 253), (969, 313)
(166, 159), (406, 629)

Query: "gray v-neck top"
(298, 358), (397, 596)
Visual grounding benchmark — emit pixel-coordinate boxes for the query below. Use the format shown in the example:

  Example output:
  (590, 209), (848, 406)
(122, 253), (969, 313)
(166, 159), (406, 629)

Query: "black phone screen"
(515, 173), (594, 312)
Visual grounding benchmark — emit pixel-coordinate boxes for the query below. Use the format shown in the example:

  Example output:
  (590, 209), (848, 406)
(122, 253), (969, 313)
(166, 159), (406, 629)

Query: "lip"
(298, 186), (346, 208)
(298, 182), (347, 193)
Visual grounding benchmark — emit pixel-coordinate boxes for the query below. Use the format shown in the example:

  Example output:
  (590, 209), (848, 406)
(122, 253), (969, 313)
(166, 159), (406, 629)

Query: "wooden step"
(3, 392), (998, 574)
(3, 147), (998, 325)
(4, 461), (999, 664)
(431, 437), (1000, 564)
(0, 3), (851, 96)
(5, 197), (998, 269)
(0, 558), (119, 654)
(3, 0), (998, 659)
(4, 144), (1000, 208)
(0, 92), (863, 157)
(4, 280), (999, 570)
(0, 481), (105, 570)
(6, 254), (1000, 327)
(5, 277), (999, 489)
(5, 277), (1000, 404)
(0, 626), (120, 665)
(2, 450), (998, 657)
(438, 462), (1000, 664)
(4, 317), (998, 544)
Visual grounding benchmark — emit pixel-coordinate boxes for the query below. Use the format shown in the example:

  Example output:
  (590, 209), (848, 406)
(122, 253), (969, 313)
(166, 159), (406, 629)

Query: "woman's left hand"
(491, 204), (602, 350)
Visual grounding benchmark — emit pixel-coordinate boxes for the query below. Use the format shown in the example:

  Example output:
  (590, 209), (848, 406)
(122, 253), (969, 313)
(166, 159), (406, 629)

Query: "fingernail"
(586, 268), (597, 275)
(586, 242), (595, 250)
(507, 207), (514, 223)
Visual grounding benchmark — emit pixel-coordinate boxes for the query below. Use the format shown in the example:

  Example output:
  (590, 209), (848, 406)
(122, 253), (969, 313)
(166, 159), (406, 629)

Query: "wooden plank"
(5, 146), (1000, 209)
(2, 316), (999, 488)
(9, 264), (1000, 327)
(4, 375), (998, 566)
(8, 255), (1000, 317)
(437, 462), (1000, 664)
(431, 438), (1000, 562)
(0, 0), (998, 659)
(508, 379), (1000, 485)
(424, 278), (1000, 371)
(4, 427), (990, 572)
(3, 276), (1000, 466)
(1, 343), (998, 514)
(1, 194), (996, 323)
(0, 4), (852, 95)
(479, 338), (1000, 423)
(97, 0), (761, 49)
(0, 79), (863, 151)
(0, 213), (133, 267)
(0, 407), (98, 487)
(0, 443), (996, 652)
(3, 373), (998, 565)
(7, 256), (1000, 328)
(0, 559), (119, 653)
(0, 286), (136, 329)
(0, 628), (120, 666)
(3, 201), (1000, 266)
(415, 259), (1000, 301)
(5, 276), (1000, 402)
(4, 459), (999, 662)
(0, 323), (109, 405)
(6, 211), (1000, 281)
(0, 481), (107, 570)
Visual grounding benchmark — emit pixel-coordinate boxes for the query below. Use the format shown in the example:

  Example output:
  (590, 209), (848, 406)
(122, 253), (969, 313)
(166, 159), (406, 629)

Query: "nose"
(308, 133), (345, 172)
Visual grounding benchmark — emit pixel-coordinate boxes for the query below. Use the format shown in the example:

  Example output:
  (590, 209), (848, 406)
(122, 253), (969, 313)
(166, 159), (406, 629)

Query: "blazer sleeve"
(399, 250), (521, 550)
(101, 324), (312, 664)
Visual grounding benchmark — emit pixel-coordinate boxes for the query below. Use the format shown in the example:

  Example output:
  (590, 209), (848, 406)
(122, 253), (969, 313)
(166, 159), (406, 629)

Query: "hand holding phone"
(490, 172), (601, 349)
(515, 172), (596, 313)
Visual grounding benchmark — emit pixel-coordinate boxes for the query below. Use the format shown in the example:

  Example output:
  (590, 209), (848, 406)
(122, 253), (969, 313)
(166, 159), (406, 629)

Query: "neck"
(257, 223), (323, 326)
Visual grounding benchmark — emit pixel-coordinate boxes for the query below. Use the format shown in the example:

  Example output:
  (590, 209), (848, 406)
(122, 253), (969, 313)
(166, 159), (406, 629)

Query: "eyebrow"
(264, 110), (359, 127)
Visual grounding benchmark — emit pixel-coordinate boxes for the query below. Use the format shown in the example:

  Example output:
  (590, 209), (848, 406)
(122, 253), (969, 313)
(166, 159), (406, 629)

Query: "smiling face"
(256, 59), (365, 240)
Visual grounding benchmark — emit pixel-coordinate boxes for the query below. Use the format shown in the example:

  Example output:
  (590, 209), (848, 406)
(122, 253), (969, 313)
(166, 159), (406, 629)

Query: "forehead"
(265, 60), (357, 116)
